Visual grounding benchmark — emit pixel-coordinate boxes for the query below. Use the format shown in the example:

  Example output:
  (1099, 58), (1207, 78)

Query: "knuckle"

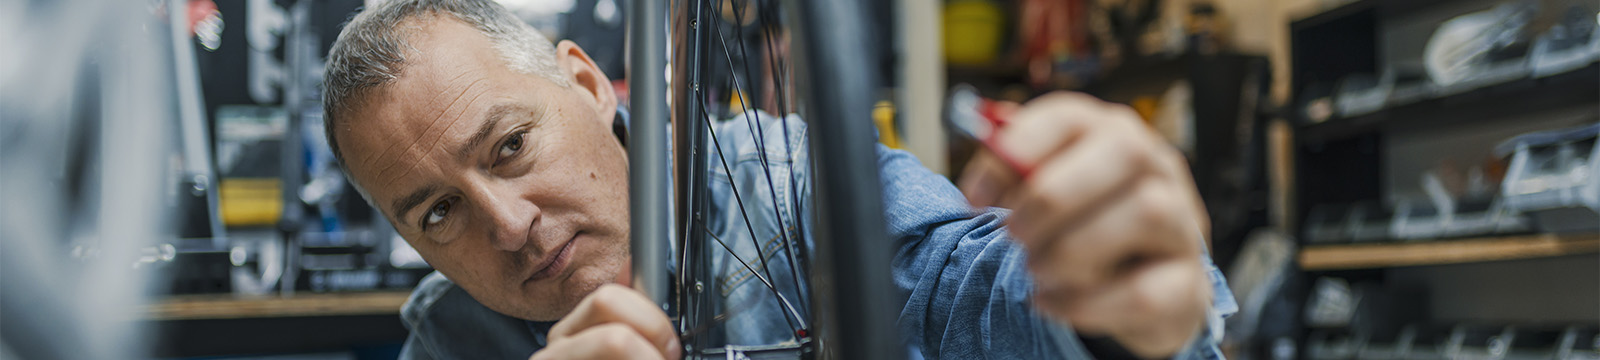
(1065, 92), (1104, 105)
(1037, 91), (1094, 105)
(610, 329), (658, 358)
(1062, 118), (1092, 138)
(589, 293), (619, 315)
(1142, 138), (1184, 166)
(1030, 92), (1105, 119)
(1120, 184), (1171, 227)
(1159, 149), (1190, 176)
(1110, 116), (1160, 145)
(1108, 137), (1148, 170)
(1128, 287), (1160, 316)
(595, 283), (627, 298)
(1105, 102), (1141, 121)
(1131, 140), (1180, 179)
(596, 325), (637, 352)
(593, 285), (639, 313)
(548, 316), (578, 340)
(1133, 184), (1171, 224)
(653, 320), (676, 341)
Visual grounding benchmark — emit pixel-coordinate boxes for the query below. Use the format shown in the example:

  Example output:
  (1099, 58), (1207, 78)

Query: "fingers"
(989, 92), (1105, 168)
(959, 92), (1101, 209)
(959, 92), (1170, 211)
(956, 91), (1214, 358)
(959, 151), (1021, 208)
(532, 323), (667, 360)
(990, 101), (1207, 252)
(548, 284), (681, 360)
(1116, 258), (1211, 358)
(1004, 131), (1149, 245)
(1037, 256), (1211, 358)
(1028, 176), (1200, 293)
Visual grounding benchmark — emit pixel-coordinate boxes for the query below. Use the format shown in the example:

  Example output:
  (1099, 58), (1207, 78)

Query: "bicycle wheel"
(628, 0), (902, 358)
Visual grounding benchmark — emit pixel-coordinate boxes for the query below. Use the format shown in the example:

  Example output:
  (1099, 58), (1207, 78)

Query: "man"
(322, 0), (1235, 359)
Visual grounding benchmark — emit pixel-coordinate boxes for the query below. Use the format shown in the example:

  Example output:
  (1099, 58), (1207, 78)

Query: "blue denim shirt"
(396, 110), (1237, 359)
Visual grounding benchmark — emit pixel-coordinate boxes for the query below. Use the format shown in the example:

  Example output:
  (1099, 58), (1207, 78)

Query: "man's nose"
(468, 183), (539, 252)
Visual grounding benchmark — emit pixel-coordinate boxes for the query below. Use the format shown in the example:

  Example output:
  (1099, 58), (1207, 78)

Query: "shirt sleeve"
(874, 144), (1235, 359)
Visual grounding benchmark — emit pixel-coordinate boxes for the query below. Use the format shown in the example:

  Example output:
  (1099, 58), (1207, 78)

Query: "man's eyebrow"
(391, 183), (441, 227)
(457, 103), (533, 160)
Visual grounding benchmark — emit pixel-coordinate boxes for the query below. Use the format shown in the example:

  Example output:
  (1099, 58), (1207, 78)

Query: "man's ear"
(554, 40), (617, 125)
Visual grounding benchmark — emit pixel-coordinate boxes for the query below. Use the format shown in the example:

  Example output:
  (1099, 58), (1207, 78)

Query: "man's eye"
(424, 199), (452, 227)
(498, 131), (525, 159)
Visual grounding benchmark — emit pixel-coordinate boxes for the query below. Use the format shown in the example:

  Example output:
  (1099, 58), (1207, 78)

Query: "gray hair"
(322, 0), (566, 170)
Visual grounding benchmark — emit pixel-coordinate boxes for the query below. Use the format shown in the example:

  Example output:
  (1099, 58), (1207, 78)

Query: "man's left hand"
(959, 92), (1212, 358)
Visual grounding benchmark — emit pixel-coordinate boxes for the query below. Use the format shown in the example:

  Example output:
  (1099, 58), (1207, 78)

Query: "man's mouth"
(527, 234), (578, 283)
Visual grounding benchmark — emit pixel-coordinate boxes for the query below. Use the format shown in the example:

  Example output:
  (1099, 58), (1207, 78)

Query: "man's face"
(336, 16), (629, 321)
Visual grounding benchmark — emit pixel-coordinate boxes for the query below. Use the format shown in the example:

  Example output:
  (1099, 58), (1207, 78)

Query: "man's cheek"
(418, 244), (492, 287)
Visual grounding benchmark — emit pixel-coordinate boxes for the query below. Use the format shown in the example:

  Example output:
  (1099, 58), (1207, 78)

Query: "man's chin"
(512, 264), (613, 321)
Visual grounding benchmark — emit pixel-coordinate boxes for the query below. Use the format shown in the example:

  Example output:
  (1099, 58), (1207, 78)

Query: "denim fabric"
(395, 110), (1236, 359)
(700, 111), (814, 347)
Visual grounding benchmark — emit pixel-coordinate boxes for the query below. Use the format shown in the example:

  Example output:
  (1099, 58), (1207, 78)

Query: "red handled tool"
(948, 85), (1036, 180)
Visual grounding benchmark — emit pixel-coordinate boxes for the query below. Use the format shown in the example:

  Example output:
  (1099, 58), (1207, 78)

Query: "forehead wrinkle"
(426, 75), (491, 142)
(357, 26), (447, 175)
(371, 76), (490, 183)
(421, 69), (479, 122)
(371, 114), (460, 191)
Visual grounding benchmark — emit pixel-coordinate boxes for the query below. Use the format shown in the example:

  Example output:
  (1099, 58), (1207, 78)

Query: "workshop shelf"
(1297, 63), (1600, 146)
(144, 290), (411, 321)
(1298, 233), (1600, 271)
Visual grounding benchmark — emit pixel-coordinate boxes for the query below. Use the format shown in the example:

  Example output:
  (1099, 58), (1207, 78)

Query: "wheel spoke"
(699, 218), (809, 332)
(712, 6), (810, 315)
(679, 279), (766, 343)
(674, 0), (822, 350)
(731, 0), (812, 314)
(754, 3), (814, 294)
(699, 93), (804, 338)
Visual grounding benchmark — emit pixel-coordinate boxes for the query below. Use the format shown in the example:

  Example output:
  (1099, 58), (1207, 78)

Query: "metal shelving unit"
(1272, 1), (1600, 359)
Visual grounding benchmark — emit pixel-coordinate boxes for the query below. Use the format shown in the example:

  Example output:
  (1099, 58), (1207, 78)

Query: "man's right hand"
(531, 284), (682, 360)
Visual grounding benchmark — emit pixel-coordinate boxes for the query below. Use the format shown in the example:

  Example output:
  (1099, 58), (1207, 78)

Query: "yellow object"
(942, 0), (1005, 65)
(220, 177), (282, 226)
(1130, 96), (1160, 126)
(729, 90), (749, 114)
(873, 100), (904, 149)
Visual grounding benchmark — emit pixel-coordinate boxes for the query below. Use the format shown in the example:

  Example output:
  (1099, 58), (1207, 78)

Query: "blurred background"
(1, 0), (1596, 359)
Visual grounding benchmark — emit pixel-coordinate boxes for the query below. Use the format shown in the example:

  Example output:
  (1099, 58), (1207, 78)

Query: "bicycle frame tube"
(628, 0), (670, 311)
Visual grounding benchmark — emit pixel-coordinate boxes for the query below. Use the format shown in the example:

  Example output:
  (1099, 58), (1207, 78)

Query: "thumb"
(959, 151), (1020, 209)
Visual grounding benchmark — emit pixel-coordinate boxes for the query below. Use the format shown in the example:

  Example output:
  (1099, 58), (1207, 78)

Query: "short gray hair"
(322, 0), (565, 169)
